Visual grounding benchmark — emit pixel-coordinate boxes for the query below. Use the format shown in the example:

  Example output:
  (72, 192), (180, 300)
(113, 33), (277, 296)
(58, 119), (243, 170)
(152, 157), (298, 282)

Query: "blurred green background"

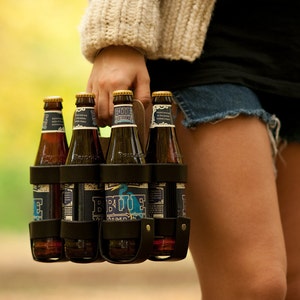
(0, 0), (94, 233)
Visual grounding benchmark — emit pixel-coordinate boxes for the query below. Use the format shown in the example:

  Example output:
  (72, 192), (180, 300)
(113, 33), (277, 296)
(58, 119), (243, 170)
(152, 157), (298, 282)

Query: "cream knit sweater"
(79, 0), (216, 63)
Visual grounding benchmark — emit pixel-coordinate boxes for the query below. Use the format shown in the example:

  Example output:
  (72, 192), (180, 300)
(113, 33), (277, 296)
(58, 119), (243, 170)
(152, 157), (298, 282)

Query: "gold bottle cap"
(112, 90), (133, 96)
(152, 91), (173, 97)
(75, 92), (95, 98)
(43, 96), (63, 103)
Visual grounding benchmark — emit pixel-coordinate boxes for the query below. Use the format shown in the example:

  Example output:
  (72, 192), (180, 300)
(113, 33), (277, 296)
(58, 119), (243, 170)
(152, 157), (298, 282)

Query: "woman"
(79, 0), (300, 298)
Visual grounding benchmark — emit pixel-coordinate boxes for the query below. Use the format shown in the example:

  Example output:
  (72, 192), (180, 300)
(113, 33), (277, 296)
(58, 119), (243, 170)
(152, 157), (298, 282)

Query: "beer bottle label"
(83, 183), (105, 221)
(111, 104), (137, 128)
(73, 107), (97, 130)
(42, 111), (65, 133)
(151, 104), (175, 128)
(176, 183), (186, 217)
(63, 184), (74, 221)
(148, 182), (186, 218)
(105, 183), (147, 220)
(33, 184), (63, 220)
(33, 184), (51, 220)
(148, 182), (166, 218)
(63, 183), (105, 221)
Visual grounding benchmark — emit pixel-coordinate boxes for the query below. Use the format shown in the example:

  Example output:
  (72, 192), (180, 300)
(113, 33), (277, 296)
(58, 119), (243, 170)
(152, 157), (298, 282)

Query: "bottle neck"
(111, 104), (137, 128)
(150, 104), (174, 128)
(146, 104), (182, 163)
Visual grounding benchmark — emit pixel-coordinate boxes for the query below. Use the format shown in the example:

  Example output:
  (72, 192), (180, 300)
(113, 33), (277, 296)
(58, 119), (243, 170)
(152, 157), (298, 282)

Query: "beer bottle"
(32, 96), (68, 262)
(145, 91), (186, 258)
(105, 90), (147, 261)
(63, 92), (105, 263)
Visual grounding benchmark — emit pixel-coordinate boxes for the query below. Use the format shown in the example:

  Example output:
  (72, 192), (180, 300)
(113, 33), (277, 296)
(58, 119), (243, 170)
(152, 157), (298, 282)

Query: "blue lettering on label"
(105, 183), (147, 220)
(33, 198), (43, 220)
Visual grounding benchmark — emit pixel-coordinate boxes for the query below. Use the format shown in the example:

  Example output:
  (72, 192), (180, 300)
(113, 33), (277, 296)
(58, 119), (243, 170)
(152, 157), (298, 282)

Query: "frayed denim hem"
(172, 83), (281, 160)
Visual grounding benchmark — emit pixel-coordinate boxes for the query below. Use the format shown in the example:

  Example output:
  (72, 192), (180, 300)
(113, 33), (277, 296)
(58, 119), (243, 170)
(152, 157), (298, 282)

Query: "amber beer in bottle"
(105, 90), (147, 261)
(32, 96), (68, 262)
(145, 91), (186, 257)
(63, 92), (105, 262)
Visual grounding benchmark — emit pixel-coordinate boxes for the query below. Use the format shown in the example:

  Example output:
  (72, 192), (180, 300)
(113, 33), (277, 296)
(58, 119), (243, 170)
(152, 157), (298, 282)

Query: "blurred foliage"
(0, 0), (94, 231)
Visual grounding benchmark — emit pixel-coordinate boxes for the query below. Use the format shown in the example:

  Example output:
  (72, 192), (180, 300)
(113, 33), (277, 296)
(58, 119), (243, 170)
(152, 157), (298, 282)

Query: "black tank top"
(147, 0), (300, 98)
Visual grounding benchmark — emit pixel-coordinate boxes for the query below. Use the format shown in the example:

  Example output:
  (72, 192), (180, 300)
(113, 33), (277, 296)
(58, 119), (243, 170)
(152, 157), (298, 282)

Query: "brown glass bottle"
(105, 90), (147, 261)
(32, 96), (69, 262)
(63, 92), (105, 263)
(145, 91), (186, 258)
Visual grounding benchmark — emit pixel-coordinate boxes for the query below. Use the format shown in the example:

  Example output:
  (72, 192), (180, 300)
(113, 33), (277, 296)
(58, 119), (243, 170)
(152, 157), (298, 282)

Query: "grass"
(0, 166), (32, 232)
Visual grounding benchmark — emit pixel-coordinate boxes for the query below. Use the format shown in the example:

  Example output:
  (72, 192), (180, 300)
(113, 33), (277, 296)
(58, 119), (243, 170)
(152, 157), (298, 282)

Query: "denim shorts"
(173, 83), (300, 144)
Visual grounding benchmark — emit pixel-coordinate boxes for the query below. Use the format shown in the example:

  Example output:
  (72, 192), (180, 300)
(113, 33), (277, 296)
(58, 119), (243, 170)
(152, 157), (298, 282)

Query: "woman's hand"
(86, 45), (151, 127)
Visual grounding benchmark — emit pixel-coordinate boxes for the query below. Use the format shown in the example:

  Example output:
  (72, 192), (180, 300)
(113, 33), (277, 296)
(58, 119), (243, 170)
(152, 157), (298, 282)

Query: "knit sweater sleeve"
(79, 0), (160, 63)
(79, 0), (216, 62)
(153, 0), (216, 61)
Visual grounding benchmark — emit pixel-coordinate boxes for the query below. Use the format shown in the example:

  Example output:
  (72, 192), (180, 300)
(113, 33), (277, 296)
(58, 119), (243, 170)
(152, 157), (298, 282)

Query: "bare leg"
(277, 143), (300, 299)
(175, 114), (287, 299)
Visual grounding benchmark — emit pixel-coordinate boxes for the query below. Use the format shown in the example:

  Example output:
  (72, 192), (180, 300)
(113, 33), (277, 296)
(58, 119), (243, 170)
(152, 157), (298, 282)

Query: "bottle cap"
(112, 90), (133, 96)
(75, 92), (95, 98)
(152, 91), (173, 97)
(43, 96), (63, 103)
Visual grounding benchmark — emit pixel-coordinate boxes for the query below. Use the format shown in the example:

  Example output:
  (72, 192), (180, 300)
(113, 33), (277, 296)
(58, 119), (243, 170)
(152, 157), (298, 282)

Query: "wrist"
(94, 45), (146, 60)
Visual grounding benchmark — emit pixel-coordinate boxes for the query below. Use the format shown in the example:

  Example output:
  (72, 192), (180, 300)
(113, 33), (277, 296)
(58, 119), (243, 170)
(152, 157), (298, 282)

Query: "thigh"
(276, 142), (300, 297)
(175, 113), (287, 298)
